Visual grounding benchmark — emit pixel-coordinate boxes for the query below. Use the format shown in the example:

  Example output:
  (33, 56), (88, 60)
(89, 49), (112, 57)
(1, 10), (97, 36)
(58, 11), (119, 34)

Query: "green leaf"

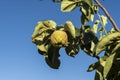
(32, 20), (56, 38)
(75, 28), (80, 37)
(111, 43), (120, 54)
(80, 8), (94, 25)
(87, 62), (99, 72)
(64, 21), (76, 38)
(82, 26), (98, 44)
(106, 62), (120, 79)
(88, 56), (108, 80)
(99, 31), (105, 40)
(92, 4), (98, 13)
(90, 14), (94, 21)
(32, 29), (53, 45)
(94, 32), (120, 56)
(80, 26), (98, 56)
(87, 56), (107, 72)
(101, 15), (108, 27)
(45, 45), (60, 69)
(97, 14), (107, 36)
(80, 42), (95, 56)
(103, 53), (116, 79)
(107, 28), (116, 34)
(32, 33), (45, 43)
(65, 44), (79, 57)
(99, 56), (107, 67)
(32, 22), (44, 39)
(56, 25), (64, 30)
(38, 43), (50, 55)
(37, 44), (47, 53)
(93, 20), (100, 34)
(99, 27), (104, 32)
(81, 14), (89, 25)
(94, 56), (107, 80)
(61, 1), (79, 12)
(83, 31), (96, 45)
(94, 69), (103, 80)
(81, 5), (88, 16)
(42, 20), (56, 29)
(81, 3), (94, 22)
(83, 0), (92, 7)
(32, 20), (56, 43)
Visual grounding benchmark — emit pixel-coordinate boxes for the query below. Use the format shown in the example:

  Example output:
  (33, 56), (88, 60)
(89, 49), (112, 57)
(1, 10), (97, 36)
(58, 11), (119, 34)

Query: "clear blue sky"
(0, 0), (120, 80)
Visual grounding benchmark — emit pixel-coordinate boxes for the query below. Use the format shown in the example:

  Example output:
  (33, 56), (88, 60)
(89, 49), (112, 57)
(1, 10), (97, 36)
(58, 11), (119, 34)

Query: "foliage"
(32, 0), (120, 80)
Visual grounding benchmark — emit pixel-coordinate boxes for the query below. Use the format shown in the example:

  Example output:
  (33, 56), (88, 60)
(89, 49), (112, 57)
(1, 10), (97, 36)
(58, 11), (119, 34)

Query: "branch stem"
(94, 0), (120, 32)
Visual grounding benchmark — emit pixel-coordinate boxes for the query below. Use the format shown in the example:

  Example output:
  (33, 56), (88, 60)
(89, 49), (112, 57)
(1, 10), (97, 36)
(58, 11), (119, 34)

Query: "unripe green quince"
(50, 30), (68, 47)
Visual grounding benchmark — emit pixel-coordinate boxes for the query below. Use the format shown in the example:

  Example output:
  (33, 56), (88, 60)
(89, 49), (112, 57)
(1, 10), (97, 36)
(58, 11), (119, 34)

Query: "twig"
(94, 0), (120, 32)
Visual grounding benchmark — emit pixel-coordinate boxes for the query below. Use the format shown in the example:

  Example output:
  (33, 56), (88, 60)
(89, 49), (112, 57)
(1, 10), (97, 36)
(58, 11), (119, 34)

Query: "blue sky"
(0, 0), (120, 80)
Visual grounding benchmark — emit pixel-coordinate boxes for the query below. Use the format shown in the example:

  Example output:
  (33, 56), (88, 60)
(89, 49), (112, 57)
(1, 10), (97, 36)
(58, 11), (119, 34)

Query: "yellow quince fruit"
(50, 30), (68, 47)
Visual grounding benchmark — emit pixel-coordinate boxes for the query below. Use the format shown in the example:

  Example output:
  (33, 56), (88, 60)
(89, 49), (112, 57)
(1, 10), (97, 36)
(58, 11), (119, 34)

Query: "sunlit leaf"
(94, 32), (120, 56)
(32, 22), (44, 39)
(87, 56), (107, 73)
(103, 53), (116, 79)
(81, 5), (88, 16)
(42, 20), (56, 29)
(101, 15), (108, 27)
(64, 21), (76, 38)
(87, 62), (99, 72)
(32, 20), (56, 43)
(80, 3), (94, 22)
(61, 1), (80, 12)
(93, 20), (100, 34)
(32, 20), (56, 38)
(99, 56), (107, 67)
(94, 56), (108, 80)
(38, 43), (50, 55)
(90, 14), (94, 21)
(92, 4), (98, 13)
(110, 43), (120, 55)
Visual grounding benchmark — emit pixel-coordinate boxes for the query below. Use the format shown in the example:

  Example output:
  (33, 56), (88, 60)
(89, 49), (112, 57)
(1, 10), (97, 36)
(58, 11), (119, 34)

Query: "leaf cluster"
(32, 20), (82, 69)
(31, 0), (120, 80)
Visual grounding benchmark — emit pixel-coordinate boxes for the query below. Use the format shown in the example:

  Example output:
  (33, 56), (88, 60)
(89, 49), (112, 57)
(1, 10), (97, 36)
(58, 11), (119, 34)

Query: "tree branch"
(94, 0), (120, 32)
